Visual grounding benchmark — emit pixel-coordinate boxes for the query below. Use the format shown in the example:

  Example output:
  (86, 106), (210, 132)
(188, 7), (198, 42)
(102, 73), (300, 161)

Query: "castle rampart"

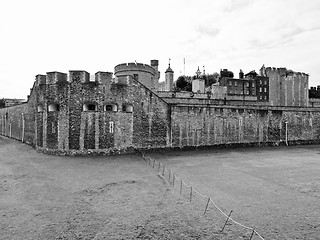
(114, 62), (157, 75)
(114, 61), (160, 90)
(46, 72), (68, 84)
(0, 62), (319, 156)
(264, 67), (309, 107)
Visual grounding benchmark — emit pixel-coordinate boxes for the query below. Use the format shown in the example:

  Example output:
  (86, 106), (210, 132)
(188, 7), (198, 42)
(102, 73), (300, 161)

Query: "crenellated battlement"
(69, 70), (90, 83)
(95, 71), (113, 84)
(34, 71), (115, 85)
(46, 72), (68, 84)
(1, 61), (320, 157)
(265, 67), (309, 79)
(35, 74), (46, 86)
(114, 62), (157, 76)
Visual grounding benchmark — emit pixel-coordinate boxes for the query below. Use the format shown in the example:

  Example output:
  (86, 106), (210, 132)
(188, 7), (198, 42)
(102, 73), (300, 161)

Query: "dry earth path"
(150, 145), (320, 240)
(1, 136), (260, 240)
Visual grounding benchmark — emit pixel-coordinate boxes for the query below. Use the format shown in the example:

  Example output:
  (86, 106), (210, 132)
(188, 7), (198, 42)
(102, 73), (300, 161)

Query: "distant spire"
(196, 66), (201, 78)
(165, 58), (173, 73)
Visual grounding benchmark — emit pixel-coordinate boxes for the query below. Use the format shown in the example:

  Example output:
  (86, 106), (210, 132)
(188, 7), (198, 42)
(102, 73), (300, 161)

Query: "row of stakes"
(144, 153), (264, 240)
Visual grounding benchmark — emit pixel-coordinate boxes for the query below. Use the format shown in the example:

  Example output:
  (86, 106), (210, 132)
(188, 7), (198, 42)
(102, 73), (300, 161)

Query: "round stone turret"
(165, 63), (174, 91)
(114, 61), (159, 90)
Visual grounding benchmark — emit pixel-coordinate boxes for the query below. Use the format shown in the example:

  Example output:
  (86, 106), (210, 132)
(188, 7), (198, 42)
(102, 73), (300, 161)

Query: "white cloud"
(0, 0), (320, 98)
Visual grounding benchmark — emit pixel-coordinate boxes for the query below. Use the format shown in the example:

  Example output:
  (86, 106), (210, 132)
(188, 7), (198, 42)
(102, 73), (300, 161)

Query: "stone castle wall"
(266, 67), (309, 107)
(0, 82), (38, 146)
(0, 64), (319, 155)
(114, 62), (159, 91)
(170, 105), (320, 148)
(0, 72), (169, 155)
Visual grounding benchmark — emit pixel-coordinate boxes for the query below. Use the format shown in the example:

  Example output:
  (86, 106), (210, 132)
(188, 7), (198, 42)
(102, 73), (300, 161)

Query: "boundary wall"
(0, 70), (320, 155)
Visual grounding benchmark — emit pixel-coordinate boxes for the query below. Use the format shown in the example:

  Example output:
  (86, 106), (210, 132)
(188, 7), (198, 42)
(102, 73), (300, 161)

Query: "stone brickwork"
(170, 105), (320, 148)
(264, 67), (309, 107)
(114, 61), (160, 91)
(0, 61), (319, 156)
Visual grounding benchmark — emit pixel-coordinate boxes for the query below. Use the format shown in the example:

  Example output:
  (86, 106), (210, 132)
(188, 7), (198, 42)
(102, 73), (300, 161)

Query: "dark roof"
(165, 64), (174, 73)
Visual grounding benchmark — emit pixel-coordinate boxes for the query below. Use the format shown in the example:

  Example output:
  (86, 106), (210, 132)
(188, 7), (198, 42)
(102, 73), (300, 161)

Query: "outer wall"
(170, 106), (320, 148)
(0, 77), (320, 155)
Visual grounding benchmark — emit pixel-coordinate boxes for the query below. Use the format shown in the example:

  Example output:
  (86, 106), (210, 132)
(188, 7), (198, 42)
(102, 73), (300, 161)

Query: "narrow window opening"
(105, 104), (117, 112)
(122, 104), (133, 113)
(109, 121), (114, 133)
(38, 105), (44, 112)
(52, 122), (56, 133)
(48, 103), (59, 112)
(83, 103), (97, 111)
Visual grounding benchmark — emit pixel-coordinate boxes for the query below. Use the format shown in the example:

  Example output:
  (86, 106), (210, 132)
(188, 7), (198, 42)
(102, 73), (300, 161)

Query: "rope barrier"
(141, 152), (265, 240)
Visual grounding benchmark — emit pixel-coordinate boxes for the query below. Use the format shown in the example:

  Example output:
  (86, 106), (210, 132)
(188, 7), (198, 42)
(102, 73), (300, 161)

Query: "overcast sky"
(1, 0), (320, 99)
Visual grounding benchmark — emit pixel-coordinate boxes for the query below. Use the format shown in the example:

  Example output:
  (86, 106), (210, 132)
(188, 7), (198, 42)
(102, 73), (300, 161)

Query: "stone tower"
(165, 61), (174, 91)
(192, 67), (205, 93)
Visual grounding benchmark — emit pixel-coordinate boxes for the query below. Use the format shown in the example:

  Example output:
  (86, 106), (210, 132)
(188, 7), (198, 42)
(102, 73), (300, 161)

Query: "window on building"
(246, 82), (249, 87)
(259, 80), (262, 85)
(260, 95), (262, 100)
(83, 103), (97, 111)
(252, 82), (255, 88)
(122, 104), (133, 113)
(259, 87), (262, 93)
(37, 105), (44, 112)
(235, 81), (237, 87)
(109, 121), (114, 133)
(52, 122), (56, 133)
(105, 104), (117, 112)
(264, 80), (267, 85)
(48, 103), (59, 112)
(229, 81), (232, 86)
(264, 87), (267, 93)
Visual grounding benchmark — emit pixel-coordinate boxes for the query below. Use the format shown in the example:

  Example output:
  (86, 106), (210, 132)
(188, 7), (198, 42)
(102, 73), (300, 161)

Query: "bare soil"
(0, 136), (253, 240)
(150, 145), (320, 240)
(1, 136), (319, 240)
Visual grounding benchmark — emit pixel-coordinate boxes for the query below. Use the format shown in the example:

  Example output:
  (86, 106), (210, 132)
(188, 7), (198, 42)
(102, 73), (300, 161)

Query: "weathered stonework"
(0, 61), (319, 156)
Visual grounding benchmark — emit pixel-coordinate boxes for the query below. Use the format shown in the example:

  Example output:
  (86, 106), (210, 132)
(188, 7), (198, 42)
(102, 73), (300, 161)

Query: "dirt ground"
(0, 136), (256, 240)
(150, 145), (320, 240)
(1, 136), (319, 240)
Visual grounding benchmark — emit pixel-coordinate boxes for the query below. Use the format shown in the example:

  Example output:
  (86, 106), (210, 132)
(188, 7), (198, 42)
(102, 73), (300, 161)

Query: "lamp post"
(285, 121), (288, 146)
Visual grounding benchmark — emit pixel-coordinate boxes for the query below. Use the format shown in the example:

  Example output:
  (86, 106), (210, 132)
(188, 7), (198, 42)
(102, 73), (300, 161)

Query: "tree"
(175, 76), (192, 91)
(205, 72), (220, 87)
(176, 76), (188, 90)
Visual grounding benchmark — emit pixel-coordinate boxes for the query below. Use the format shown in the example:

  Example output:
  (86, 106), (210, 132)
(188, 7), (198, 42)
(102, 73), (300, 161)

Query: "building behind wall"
(0, 60), (319, 156)
(114, 60), (160, 91)
(261, 65), (309, 107)
(219, 69), (269, 102)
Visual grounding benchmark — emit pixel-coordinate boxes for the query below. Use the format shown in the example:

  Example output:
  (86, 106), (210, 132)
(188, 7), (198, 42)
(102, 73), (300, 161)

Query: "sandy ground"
(150, 145), (320, 240)
(0, 136), (261, 240)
